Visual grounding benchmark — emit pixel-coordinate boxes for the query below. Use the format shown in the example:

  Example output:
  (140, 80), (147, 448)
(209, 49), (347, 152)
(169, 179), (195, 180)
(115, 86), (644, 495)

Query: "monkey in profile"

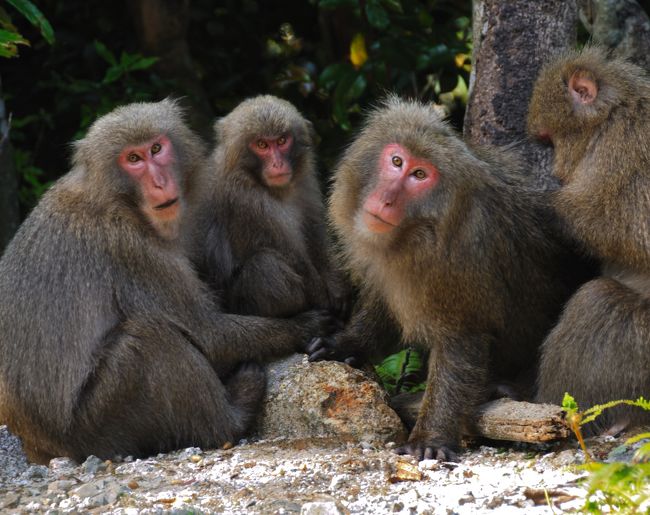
(529, 47), (650, 434)
(307, 96), (580, 460)
(190, 95), (344, 318)
(0, 100), (330, 464)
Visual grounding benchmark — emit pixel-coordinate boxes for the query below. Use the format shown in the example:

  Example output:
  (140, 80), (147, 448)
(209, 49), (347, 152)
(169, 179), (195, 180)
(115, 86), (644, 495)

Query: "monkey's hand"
(304, 334), (362, 367)
(293, 310), (339, 349)
(395, 437), (459, 462)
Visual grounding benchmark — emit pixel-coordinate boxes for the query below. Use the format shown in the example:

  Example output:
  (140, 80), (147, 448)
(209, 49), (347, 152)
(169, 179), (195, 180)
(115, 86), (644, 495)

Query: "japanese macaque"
(529, 47), (650, 434)
(190, 95), (344, 317)
(0, 100), (329, 464)
(308, 96), (581, 460)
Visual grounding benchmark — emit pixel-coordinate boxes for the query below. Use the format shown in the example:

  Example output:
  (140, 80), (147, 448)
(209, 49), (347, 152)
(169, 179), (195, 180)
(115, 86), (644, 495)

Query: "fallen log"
(390, 393), (570, 443)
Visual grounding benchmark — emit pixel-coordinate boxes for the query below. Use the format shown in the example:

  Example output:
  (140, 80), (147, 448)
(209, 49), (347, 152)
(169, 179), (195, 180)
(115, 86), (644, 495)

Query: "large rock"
(256, 354), (407, 444)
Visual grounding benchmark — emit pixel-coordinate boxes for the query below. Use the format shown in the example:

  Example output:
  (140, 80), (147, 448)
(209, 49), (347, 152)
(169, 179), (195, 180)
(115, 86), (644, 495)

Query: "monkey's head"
(214, 95), (316, 190)
(331, 96), (478, 247)
(73, 99), (205, 240)
(527, 47), (643, 178)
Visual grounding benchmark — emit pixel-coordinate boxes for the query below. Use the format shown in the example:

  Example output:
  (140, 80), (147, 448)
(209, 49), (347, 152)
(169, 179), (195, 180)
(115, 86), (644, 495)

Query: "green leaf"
(126, 55), (158, 72)
(102, 66), (123, 84)
(0, 27), (27, 45)
(365, 0), (389, 29)
(94, 40), (116, 66)
(562, 392), (578, 411)
(0, 27), (28, 57)
(7, 0), (54, 44)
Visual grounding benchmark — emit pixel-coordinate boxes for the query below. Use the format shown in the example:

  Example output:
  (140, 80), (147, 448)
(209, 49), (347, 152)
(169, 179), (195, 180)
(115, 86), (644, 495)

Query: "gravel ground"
(1, 424), (617, 514)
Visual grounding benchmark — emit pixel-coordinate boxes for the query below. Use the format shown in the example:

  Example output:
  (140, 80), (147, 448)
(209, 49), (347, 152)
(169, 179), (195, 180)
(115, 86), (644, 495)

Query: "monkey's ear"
(568, 71), (598, 105)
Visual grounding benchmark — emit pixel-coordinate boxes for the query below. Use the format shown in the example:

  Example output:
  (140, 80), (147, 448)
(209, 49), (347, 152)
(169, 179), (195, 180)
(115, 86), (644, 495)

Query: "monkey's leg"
(229, 250), (308, 317)
(536, 277), (650, 435)
(64, 324), (264, 462)
(396, 332), (490, 461)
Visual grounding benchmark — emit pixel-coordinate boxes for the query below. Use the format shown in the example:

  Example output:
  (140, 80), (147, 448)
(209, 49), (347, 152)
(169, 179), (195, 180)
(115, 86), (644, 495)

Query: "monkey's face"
(249, 133), (295, 188)
(359, 143), (439, 234)
(118, 134), (184, 239)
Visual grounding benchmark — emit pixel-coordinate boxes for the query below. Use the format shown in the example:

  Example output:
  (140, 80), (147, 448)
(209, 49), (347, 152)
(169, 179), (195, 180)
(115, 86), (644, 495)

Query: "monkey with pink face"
(0, 100), (330, 464)
(189, 95), (345, 319)
(308, 96), (584, 461)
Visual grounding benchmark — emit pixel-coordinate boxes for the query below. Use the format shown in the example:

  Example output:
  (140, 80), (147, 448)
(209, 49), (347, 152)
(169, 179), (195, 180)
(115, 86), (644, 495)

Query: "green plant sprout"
(561, 393), (650, 513)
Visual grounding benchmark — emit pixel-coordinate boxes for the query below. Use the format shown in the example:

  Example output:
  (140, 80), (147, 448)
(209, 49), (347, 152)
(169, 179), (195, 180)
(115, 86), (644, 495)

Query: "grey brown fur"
(529, 47), (650, 433)
(190, 95), (341, 317)
(0, 100), (327, 464)
(309, 97), (581, 460)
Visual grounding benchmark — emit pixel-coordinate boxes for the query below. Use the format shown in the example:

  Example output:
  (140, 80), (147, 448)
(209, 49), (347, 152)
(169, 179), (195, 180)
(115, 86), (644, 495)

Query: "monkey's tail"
(224, 361), (267, 436)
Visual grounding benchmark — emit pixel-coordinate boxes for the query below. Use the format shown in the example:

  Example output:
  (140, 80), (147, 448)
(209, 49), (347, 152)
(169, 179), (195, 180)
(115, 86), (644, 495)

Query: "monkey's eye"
(151, 142), (162, 155)
(257, 140), (269, 149)
(412, 169), (427, 180)
(127, 153), (141, 163)
(392, 156), (403, 167)
(277, 136), (287, 146)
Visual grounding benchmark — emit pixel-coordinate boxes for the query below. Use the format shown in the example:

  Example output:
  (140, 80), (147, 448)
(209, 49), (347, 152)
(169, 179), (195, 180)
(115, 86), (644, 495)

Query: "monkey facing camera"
(0, 99), (331, 464)
(187, 95), (348, 319)
(307, 96), (582, 461)
(529, 47), (650, 434)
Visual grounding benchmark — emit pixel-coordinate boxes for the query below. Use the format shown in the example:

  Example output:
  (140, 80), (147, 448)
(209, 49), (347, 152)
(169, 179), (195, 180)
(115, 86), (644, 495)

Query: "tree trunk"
(464, 0), (578, 188)
(579, 0), (650, 70)
(0, 75), (20, 254)
(129, 0), (214, 137)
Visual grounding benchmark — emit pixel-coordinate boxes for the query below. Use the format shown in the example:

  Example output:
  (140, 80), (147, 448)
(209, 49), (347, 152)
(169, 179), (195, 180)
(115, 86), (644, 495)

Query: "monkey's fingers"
(306, 340), (336, 362)
(395, 440), (459, 462)
(305, 336), (326, 355)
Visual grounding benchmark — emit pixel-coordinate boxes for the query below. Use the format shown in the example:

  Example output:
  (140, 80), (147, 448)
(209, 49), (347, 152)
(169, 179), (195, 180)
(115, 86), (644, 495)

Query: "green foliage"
(580, 461), (650, 514)
(562, 393), (650, 513)
(6, 0), (54, 44)
(375, 348), (426, 395)
(4, 0), (472, 213)
(309, 0), (472, 130)
(93, 41), (159, 85)
(0, 0), (53, 57)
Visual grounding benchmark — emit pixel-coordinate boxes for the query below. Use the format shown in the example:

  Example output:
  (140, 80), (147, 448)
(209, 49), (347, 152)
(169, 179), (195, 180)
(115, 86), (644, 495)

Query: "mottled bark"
(464, 0), (578, 188)
(129, 0), (214, 136)
(579, 0), (650, 70)
(0, 76), (20, 254)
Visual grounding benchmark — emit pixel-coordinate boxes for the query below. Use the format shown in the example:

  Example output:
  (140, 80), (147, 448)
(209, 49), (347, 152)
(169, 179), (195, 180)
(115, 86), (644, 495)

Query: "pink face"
(118, 134), (181, 225)
(249, 133), (294, 187)
(362, 143), (439, 234)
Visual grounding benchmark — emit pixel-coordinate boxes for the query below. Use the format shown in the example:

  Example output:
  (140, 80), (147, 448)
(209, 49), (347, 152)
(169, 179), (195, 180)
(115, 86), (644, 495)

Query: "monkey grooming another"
(190, 95), (343, 318)
(529, 47), (650, 434)
(307, 96), (581, 461)
(0, 100), (330, 464)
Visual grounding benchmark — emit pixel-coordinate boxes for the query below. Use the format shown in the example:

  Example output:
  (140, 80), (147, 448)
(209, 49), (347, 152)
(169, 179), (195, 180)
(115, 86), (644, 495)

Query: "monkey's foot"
(395, 438), (459, 462)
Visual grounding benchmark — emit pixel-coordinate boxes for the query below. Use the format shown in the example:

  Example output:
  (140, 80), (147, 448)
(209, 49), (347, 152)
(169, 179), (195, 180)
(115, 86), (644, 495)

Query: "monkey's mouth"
(154, 197), (179, 210)
(363, 211), (397, 233)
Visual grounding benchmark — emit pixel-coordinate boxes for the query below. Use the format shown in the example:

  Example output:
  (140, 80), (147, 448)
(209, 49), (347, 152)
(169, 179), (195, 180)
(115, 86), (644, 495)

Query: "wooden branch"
(471, 398), (570, 442)
(391, 393), (570, 443)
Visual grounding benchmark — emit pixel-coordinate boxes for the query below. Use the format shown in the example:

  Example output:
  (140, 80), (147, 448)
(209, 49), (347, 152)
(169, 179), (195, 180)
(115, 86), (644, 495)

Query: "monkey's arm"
(396, 331), (491, 461)
(306, 295), (400, 365)
(202, 310), (333, 375)
(228, 249), (309, 317)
